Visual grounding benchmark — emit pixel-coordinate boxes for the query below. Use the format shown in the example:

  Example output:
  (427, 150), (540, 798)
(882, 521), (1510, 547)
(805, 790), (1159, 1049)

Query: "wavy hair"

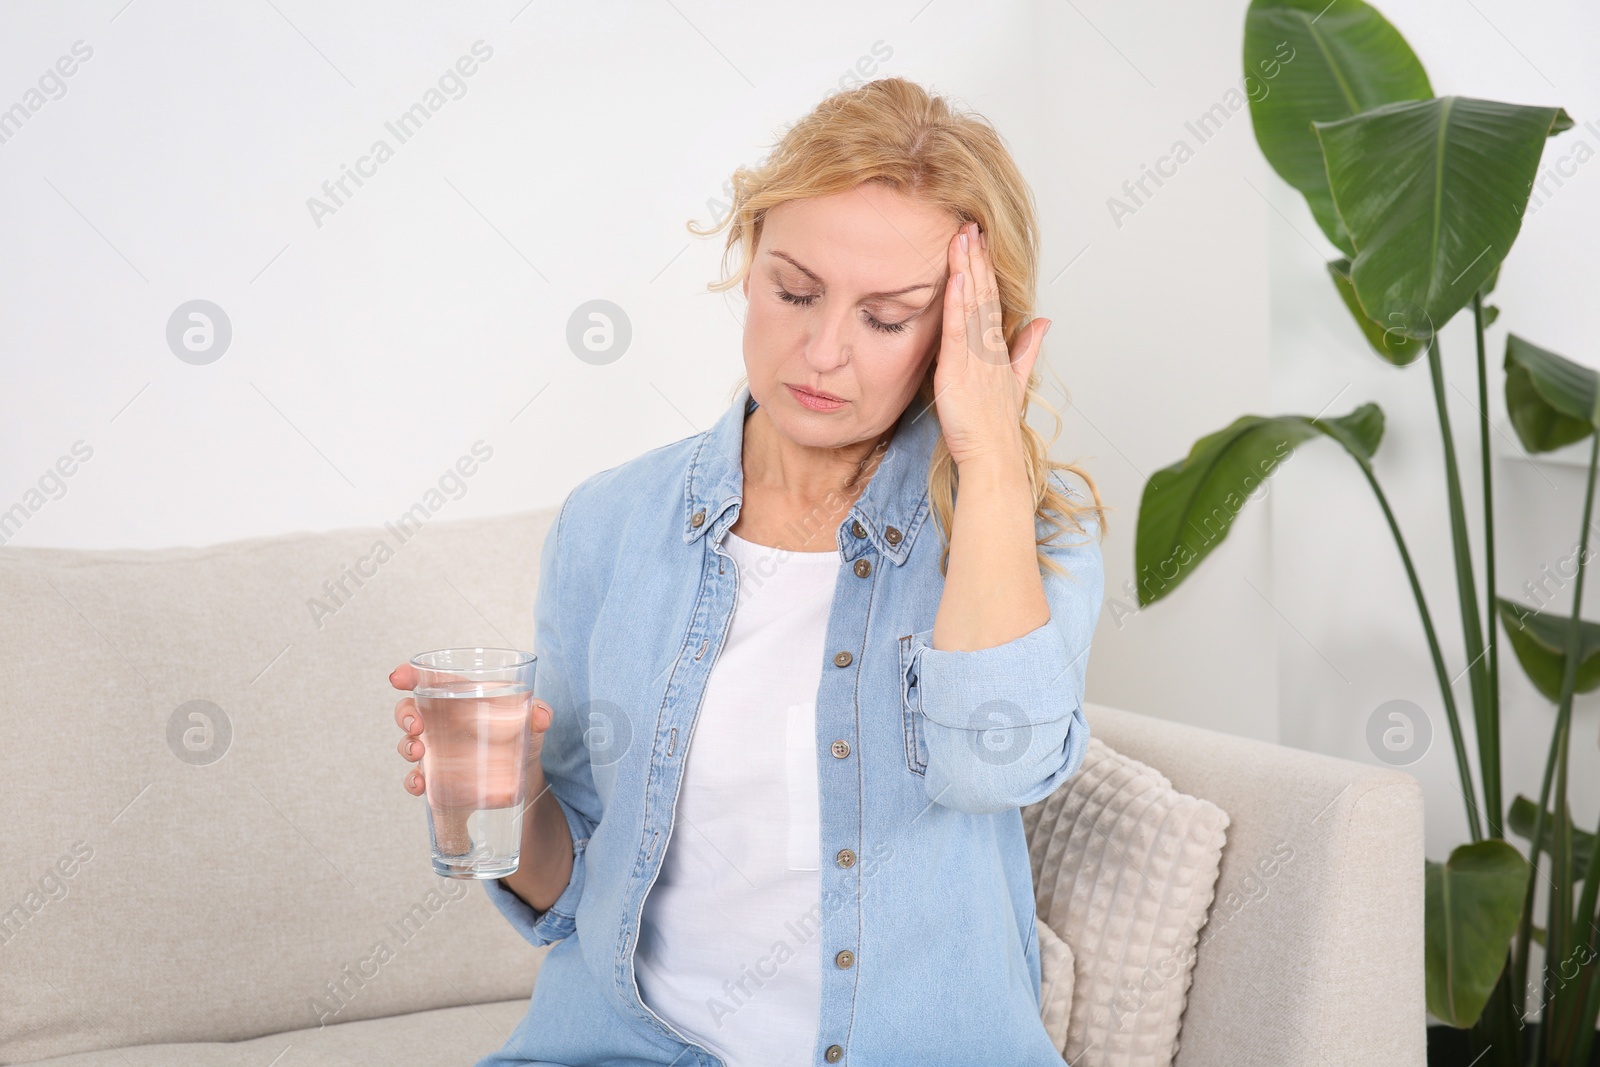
(686, 76), (1107, 579)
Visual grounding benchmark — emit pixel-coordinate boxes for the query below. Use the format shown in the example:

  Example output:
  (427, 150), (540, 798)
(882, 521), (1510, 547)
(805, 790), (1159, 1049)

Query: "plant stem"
(1543, 432), (1600, 1065)
(1427, 336), (1498, 831)
(1515, 685), (1573, 1028)
(1355, 460), (1483, 839)
(1564, 790), (1600, 1065)
(1473, 293), (1503, 838)
(1538, 725), (1573, 1066)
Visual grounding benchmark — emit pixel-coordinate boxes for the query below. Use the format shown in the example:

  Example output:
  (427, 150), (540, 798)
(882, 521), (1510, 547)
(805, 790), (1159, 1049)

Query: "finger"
(398, 733), (424, 762)
(530, 699), (554, 733)
(1015, 319), (1049, 399)
(941, 231), (971, 375)
(404, 768), (425, 796)
(394, 694), (421, 735)
(970, 223), (1006, 367)
(389, 662), (417, 691)
(956, 224), (984, 367)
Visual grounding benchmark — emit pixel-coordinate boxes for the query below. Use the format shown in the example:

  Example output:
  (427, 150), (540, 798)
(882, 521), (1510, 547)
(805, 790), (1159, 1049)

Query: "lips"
(791, 385), (845, 403)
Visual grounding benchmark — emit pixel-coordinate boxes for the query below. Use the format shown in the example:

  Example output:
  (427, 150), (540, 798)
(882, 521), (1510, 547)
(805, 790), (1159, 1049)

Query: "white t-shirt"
(634, 529), (838, 1066)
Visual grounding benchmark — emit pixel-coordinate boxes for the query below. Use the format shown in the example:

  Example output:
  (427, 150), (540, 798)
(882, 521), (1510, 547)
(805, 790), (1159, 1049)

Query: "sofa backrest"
(0, 509), (556, 1063)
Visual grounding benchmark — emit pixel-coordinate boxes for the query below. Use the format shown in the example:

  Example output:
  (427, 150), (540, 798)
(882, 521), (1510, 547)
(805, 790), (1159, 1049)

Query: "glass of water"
(410, 647), (537, 879)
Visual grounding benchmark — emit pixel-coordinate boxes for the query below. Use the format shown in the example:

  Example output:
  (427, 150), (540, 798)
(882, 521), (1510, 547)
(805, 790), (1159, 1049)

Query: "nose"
(802, 308), (855, 374)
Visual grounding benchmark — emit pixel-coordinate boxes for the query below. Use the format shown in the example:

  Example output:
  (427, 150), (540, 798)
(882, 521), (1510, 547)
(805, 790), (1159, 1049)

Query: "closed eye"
(775, 289), (910, 335)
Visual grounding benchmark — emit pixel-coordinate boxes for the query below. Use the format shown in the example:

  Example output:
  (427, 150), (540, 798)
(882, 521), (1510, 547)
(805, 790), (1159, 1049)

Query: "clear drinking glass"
(411, 647), (537, 879)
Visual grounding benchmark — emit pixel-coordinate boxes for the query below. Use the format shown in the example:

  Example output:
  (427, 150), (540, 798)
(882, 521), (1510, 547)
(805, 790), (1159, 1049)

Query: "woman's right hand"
(389, 661), (555, 801)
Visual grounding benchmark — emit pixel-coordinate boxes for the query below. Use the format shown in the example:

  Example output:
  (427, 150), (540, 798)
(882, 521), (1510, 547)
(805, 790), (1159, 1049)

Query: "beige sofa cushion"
(1037, 915), (1076, 1054)
(1023, 737), (1230, 1067)
(0, 511), (555, 1062)
(16, 999), (532, 1066)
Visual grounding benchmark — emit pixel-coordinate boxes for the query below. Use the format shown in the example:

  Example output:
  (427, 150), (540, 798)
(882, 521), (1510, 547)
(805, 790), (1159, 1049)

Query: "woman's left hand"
(931, 220), (1050, 468)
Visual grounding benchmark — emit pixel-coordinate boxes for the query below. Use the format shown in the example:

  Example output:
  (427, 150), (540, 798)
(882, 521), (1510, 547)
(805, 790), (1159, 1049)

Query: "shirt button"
(853, 558), (871, 578)
(825, 1045), (844, 1063)
(835, 949), (855, 969)
(836, 848), (856, 868)
(850, 521), (866, 539)
(832, 650), (853, 668)
(690, 510), (706, 528)
(830, 739), (850, 759)
(884, 526), (902, 545)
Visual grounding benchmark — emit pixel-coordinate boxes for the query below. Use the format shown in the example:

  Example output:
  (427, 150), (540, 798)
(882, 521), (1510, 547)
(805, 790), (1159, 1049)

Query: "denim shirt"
(477, 383), (1104, 1067)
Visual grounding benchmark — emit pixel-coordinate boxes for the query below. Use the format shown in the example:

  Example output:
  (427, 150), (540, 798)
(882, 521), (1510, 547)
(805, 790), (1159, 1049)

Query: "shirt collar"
(681, 382), (943, 566)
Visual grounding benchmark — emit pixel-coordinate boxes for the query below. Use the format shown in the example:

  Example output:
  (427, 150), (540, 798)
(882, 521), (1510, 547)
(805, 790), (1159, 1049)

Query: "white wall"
(1, 0), (1279, 736)
(1033, 0), (1278, 743)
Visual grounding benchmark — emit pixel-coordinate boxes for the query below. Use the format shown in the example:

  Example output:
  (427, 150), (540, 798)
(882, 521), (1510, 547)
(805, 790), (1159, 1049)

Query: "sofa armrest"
(1081, 701), (1425, 1067)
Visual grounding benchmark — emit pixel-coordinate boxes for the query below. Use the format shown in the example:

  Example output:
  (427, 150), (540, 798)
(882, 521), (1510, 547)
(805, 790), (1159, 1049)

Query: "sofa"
(0, 507), (1425, 1065)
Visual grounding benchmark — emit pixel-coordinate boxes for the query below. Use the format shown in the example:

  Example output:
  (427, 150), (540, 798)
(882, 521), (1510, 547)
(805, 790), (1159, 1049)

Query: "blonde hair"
(687, 76), (1107, 579)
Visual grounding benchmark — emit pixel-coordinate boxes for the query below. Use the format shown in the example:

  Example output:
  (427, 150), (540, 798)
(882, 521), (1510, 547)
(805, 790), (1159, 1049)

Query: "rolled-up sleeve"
(903, 478), (1104, 814)
(482, 788), (594, 946)
(480, 489), (605, 947)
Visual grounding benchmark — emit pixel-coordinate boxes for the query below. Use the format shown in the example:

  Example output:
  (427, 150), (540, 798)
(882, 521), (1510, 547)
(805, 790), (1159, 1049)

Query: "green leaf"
(1504, 333), (1600, 453)
(1135, 405), (1383, 606)
(1495, 597), (1600, 702)
(1244, 0), (1432, 256)
(1425, 840), (1528, 1027)
(1329, 258), (1495, 360)
(1328, 257), (1427, 365)
(1508, 794), (1594, 882)
(1313, 402), (1384, 460)
(1313, 97), (1573, 340)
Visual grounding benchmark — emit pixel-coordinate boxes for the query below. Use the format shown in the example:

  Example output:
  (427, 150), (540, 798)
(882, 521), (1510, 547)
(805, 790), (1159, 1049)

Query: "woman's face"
(741, 183), (956, 449)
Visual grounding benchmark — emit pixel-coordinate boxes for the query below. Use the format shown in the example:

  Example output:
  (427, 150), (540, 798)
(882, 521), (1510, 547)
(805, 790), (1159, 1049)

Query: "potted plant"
(1134, 1), (1598, 1062)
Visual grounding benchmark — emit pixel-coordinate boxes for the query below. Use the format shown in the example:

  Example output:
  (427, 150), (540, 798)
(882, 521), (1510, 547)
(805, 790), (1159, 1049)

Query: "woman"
(391, 76), (1106, 1067)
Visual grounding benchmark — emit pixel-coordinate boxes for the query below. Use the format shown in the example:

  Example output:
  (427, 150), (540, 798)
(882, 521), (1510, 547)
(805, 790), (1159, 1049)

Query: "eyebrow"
(768, 250), (938, 299)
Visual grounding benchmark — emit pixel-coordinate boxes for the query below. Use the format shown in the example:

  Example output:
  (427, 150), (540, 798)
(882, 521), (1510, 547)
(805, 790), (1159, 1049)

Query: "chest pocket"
(897, 634), (929, 777)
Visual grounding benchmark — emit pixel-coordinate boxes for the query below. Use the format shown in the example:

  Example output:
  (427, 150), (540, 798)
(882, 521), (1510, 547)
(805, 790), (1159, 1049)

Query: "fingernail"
(1044, 320), (1053, 337)
(960, 231), (968, 252)
(407, 740), (418, 756)
(403, 715), (416, 732)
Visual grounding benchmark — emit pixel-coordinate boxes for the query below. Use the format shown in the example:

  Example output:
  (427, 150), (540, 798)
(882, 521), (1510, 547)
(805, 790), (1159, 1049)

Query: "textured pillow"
(1022, 736), (1230, 1067)
(1036, 915), (1076, 1054)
